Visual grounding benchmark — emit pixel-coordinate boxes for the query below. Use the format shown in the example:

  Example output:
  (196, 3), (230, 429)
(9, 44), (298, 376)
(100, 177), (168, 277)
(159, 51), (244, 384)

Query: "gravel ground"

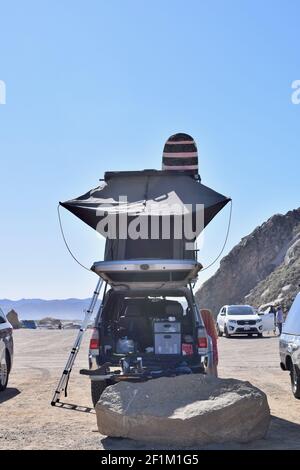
(0, 330), (299, 450)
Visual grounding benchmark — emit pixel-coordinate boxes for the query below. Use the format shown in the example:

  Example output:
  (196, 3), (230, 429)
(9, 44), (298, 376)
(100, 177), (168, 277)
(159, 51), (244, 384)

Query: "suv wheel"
(91, 381), (107, 407)
(224, 325), (230, 338)
(290, 363), (300, 399)
(0, 351), (9, 392)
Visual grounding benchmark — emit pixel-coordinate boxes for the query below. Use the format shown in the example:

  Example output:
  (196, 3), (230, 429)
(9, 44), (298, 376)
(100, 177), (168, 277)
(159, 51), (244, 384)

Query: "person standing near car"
(276, 306), (284, 336)
(201, 309), (218, 377)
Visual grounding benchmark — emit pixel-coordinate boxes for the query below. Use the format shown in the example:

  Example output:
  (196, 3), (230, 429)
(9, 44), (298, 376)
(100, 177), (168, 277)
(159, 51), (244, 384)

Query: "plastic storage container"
(116, 337), (135, 354)
(154, 333), (181, 355)
(153, 321), (181, 334)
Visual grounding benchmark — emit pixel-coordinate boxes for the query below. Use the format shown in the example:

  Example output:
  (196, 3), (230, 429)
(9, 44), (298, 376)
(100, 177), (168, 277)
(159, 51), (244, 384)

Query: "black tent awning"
(60, 170), (230, 238)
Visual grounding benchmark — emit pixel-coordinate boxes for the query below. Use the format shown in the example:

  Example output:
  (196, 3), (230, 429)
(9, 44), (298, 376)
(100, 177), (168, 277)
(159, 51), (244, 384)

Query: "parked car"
(279, 293), (300, 399)
(0, 307), (14, 391)
(83, 259), (210, 406)
(216, 305), (263, 337)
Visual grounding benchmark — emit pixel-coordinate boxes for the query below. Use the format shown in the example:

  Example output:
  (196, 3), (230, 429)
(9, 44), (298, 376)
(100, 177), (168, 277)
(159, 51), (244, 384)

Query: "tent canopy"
(60, 170), (230, 239)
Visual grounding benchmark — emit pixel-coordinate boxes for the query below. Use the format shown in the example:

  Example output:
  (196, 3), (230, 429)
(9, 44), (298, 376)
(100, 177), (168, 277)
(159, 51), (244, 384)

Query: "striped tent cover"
(162, 133), (199, 176)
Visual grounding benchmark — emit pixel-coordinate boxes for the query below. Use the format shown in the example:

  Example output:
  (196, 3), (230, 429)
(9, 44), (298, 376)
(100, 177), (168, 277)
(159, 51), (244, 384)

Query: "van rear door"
(91, 259), (202, 290)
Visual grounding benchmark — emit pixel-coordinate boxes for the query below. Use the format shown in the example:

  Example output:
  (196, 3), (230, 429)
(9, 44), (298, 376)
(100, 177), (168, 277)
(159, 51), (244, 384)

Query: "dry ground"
(0, 329), (299, 450)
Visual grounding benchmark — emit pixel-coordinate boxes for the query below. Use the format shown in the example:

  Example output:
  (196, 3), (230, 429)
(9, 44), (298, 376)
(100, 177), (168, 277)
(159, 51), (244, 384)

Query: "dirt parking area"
(0, 330), (299, 450)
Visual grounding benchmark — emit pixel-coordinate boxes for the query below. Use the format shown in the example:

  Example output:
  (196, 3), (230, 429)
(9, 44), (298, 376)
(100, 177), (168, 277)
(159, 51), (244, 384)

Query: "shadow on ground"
(0, 388), (21, 404)
(100, 415), (300, 450)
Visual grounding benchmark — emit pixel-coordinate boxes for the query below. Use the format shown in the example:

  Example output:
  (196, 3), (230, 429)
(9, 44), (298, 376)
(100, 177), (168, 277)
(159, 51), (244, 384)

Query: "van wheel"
(217, 325), (223, 337)
(258, 333), (263, 338)
(290, 364), (300, 399)
(91, 381), (107, 407)
(0, 351), (9, 392)
(224, 326), (230, 338)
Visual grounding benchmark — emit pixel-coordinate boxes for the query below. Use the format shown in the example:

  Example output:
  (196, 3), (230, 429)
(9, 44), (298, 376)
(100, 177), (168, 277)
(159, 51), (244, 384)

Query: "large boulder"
(6, 309), (21, 329)
(96, 374), (270, 446)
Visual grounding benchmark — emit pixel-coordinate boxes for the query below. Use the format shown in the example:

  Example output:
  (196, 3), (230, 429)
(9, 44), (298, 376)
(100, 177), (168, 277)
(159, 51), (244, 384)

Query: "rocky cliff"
(196, 208), (300, 314)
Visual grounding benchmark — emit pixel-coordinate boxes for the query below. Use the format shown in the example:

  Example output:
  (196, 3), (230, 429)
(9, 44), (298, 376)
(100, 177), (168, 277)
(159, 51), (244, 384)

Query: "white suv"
(217, 305), (263, 338)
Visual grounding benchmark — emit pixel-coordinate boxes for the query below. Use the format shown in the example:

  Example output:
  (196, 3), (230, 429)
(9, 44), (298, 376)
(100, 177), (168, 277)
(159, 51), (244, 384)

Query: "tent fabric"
(104, 236), (196, 261)
(60, 170), (230, 238)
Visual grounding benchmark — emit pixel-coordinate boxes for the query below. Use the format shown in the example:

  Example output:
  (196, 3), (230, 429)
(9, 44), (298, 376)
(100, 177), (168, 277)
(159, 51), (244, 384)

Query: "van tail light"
(197, 327), (208, 353)
(198, 337), (208, 348)
(89, 328), (100, 351)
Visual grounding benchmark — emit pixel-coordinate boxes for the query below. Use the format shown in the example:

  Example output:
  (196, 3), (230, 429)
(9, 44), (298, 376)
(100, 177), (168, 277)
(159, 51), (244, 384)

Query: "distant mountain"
(196, 208), (300, 314)
(0, 298), (100, 320)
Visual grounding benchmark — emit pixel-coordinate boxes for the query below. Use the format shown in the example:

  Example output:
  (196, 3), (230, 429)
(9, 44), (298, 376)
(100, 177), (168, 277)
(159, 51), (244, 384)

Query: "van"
(61, 168), (230, 405)
(84, 260), (209, 406)
(279, 293), (300, 399)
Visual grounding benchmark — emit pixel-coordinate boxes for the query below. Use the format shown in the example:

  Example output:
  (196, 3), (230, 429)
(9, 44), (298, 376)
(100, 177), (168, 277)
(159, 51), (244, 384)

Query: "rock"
(96, 375), (270, 446)
(6, 309), (21, 329)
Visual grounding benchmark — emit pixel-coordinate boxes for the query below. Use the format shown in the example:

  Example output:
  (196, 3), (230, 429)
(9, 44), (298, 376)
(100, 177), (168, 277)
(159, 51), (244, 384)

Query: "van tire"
(217, 325), (223, 337)
(91, 381), (107, 407)
(290, 364), (300, 399)
(224, 326), (230, 338)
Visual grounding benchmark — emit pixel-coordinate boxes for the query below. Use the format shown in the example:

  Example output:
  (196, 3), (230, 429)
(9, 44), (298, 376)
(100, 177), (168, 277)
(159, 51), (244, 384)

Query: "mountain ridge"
(0, 298), (100, 320)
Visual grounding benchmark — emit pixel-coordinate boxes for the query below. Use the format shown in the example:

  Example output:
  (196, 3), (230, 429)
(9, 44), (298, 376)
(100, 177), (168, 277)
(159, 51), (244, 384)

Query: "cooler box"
(154, 321), (181, 355)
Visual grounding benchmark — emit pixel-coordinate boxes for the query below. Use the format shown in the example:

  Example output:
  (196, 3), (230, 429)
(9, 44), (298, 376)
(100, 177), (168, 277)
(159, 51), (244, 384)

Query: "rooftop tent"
(60, 170), (230, 262)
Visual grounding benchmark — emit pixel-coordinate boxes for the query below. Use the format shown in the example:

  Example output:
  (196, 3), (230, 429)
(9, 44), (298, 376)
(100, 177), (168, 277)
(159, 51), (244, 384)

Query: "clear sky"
(0, 0), (299, 299)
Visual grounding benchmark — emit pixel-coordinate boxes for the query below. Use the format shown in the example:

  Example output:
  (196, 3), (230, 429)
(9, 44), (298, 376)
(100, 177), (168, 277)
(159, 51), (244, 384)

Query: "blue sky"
(0, 0), (299, 299)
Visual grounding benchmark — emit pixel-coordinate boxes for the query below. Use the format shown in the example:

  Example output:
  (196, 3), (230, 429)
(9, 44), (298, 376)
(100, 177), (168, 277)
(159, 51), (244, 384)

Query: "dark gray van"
(279, 293), (300, 399)
(84, 260), (210, 406)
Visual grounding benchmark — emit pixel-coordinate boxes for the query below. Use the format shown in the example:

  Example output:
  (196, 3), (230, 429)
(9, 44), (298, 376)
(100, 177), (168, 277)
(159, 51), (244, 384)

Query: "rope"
(57, 205), (91, 272)
(200, 199), (233, 272)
